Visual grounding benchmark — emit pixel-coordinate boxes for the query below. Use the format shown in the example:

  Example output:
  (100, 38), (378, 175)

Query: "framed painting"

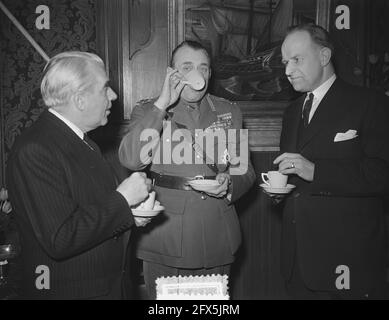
(169, 0), (331, 102)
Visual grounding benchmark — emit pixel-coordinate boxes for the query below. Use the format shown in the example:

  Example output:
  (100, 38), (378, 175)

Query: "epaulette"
(209, 94), (236, 105)
(135, 97), (155, 107)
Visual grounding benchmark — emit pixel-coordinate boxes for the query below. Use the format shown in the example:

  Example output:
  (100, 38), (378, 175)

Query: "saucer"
(132, 206), (165, 218)
(187, 179), (220, 192)
(260, 183), (296, 194)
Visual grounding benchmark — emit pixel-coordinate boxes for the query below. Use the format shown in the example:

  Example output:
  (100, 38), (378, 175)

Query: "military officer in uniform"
(119, 40), (256, 299)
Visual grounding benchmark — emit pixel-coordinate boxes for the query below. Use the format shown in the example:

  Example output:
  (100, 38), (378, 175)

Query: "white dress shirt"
(303, 74), (337, 123)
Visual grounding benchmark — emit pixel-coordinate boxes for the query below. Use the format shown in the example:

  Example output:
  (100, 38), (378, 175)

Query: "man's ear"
(72, 92), (85, 111)
(320, 47), (332, 66)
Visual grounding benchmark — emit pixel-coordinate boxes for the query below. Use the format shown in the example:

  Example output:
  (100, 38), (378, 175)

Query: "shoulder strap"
(206, 94), (217, 112)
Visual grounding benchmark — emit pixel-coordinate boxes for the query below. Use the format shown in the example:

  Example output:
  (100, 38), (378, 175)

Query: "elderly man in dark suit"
(7, 51), (152, 299)
(272, 24), (389, 299)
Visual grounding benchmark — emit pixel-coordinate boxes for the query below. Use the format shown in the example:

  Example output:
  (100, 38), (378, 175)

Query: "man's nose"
(108, 88), (118, 101)
(285, 62), (293, 77)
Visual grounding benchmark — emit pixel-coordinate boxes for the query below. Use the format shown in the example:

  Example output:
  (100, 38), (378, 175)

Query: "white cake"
(156, 274), (229, 300)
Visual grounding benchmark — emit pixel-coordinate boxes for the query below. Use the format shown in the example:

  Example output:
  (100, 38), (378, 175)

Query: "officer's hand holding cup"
(154, 67), (186, 111)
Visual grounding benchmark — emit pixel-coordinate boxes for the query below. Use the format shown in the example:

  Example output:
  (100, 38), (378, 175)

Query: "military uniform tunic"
(119, 94), (255, 268)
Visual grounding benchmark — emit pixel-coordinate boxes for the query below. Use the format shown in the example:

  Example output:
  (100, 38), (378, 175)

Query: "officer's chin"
(182, 87), (207, 103)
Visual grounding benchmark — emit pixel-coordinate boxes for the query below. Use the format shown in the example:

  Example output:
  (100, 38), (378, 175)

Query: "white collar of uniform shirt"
(49, 108), (84, 140)
(302, 73), (337, 123)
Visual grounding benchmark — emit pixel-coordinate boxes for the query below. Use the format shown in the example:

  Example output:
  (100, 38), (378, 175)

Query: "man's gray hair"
(41, 51), (105, 107)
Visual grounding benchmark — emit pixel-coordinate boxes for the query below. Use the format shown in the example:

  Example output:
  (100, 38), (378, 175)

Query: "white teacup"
(182, 70), (205, 91)
(261, 171), (288, 188)
(142, 191), (156, 210)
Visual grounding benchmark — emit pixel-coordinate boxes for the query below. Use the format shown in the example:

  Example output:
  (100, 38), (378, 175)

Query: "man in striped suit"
(7, 52), (151, 299)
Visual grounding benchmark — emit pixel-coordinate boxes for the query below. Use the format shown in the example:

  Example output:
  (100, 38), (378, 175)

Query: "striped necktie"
(83, 134), (101, 154)
(302, 92), (314, 127)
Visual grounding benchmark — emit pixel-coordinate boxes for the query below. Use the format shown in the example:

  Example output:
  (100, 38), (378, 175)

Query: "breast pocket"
(333, 136), (362, 158)
(137, 190), (186, 258)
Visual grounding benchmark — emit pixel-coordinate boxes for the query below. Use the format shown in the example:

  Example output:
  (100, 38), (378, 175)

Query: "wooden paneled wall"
(96, 0), (169, 121)
(229, 102), (289, 299)
(232, 152), (287, 299)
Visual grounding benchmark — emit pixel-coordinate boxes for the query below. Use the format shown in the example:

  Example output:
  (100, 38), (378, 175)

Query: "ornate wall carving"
(0, 0), (97, 186)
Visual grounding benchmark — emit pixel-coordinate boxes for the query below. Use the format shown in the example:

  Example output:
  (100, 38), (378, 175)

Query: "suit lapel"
(297, 79), (346, 152)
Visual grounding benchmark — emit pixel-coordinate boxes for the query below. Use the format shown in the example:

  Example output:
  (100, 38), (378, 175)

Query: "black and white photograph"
(0, 0), (389, 305)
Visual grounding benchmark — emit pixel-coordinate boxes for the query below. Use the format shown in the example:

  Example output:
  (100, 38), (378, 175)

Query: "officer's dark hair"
(170, 40), (211, 67)
(285, 23), (335, 58)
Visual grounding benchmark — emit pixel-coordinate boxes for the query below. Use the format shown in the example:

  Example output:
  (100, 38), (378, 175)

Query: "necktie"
(302, 92), (314, 127)
(83, 134), (101, 154)
(187, 104), (200, 122)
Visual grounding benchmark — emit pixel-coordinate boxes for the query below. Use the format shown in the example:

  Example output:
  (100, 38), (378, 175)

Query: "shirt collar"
(49, 108), (84, 140)
(310, 74), (337, 101)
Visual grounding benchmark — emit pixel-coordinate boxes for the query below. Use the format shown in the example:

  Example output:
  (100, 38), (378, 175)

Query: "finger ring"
(291, 162), (295, 168)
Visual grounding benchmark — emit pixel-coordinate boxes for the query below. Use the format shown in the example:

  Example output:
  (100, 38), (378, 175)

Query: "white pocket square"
(334, 130), (358, 142)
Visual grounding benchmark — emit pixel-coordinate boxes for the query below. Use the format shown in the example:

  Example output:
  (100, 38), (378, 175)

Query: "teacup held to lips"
(182, 70), (205, 91)
(261, 171), (288, 188)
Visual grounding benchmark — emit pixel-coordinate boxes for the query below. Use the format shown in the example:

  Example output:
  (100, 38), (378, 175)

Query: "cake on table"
(156, 274), (229, 300)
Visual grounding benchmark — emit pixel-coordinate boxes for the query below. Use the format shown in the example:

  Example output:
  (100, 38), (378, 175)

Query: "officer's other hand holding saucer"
(188, 173), (231, 198)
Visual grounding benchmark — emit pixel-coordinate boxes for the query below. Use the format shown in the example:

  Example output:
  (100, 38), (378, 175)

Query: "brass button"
(201, 195), (207, 200)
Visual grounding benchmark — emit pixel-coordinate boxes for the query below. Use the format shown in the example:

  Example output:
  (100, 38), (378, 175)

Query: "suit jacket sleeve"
(10, 143), (135, 261)
(119, 101), (166, 170)
(312, 92), (389, 195)
(229, 105), (256, 203)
